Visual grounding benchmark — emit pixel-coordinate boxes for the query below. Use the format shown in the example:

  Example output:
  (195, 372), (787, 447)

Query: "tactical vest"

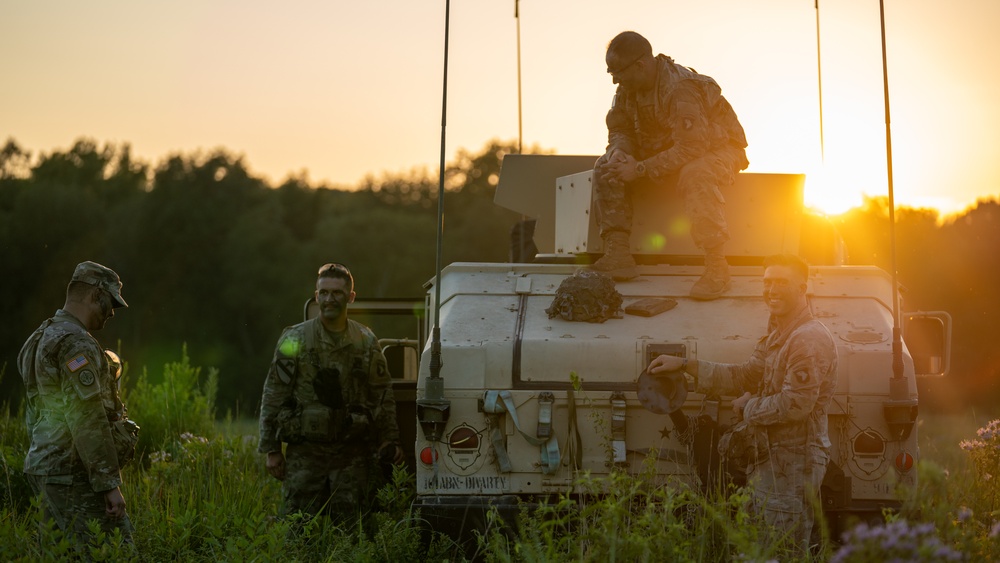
(293, 318), (376, 444)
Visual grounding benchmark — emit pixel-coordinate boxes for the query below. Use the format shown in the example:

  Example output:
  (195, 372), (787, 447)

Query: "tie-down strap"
(483, 390), (560, 475)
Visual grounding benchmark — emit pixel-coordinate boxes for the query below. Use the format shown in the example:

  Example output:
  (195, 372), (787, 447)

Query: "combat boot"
(590, 231), (638, 281)
(690, 250), (731, 300)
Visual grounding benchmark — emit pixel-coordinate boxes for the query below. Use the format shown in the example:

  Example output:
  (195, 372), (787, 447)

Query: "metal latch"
(537, 391), (554, 438)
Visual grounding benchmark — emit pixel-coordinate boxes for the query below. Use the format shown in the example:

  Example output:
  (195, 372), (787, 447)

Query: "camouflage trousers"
(747, 444), (827, 553)
(282, 441), (378, 522)
(593, 146), (743, 250)
(27, 473), (134, 550)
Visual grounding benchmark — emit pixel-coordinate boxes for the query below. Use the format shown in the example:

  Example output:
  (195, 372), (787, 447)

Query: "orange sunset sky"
(2, 0), (998, 216)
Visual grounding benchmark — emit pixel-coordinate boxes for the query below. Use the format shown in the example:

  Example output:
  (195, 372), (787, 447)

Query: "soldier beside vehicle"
(648, 253), (839, 553)
(257, 262), (403, 522)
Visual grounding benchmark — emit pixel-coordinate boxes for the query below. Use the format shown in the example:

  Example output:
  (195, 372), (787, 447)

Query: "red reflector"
(420, 447), (438, 465)
(895, 451), (914, 473)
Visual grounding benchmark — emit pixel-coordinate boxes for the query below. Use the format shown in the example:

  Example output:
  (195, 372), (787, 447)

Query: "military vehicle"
(316, 155), (950, 543)
(396, 154), (951, 542)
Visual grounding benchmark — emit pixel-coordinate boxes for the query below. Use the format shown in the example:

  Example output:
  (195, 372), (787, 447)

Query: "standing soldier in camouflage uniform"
(258, 263), (403, 522)
(592, 31), (749, 299)
(649, 254), (838, 552)
(19, 261), (137, 550)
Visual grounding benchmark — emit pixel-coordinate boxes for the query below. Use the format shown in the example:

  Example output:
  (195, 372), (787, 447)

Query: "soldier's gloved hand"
(378, 441), (403, 465)
(105, 487), (126, 519)
(266, 451), (286, 481)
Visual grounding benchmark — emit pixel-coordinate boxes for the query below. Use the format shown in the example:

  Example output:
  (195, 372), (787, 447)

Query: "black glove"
(378, 443), (398, 465)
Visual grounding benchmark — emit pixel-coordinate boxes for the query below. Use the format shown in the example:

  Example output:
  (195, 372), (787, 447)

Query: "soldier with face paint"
(648, 254), (838, 554)
(18, 261), (135, 552)
(258, 263), (402, 522)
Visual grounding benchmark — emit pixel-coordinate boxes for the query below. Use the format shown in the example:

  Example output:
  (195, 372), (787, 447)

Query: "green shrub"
(126, 344), (217, 460)
(0, 373), (33, 514)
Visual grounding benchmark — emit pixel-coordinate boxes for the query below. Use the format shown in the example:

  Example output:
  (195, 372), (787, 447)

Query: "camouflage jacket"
(18, 310), (122, 492)
(697, 305), (839, 456)
(605, 54), (749, 180)
(258, 317), (399, 454)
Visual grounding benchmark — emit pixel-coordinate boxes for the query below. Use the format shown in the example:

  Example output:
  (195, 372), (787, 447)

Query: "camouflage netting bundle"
(545, 270), (623, 323)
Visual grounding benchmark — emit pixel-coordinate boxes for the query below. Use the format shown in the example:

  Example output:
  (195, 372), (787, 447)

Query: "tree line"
(0, 137), (997, 413)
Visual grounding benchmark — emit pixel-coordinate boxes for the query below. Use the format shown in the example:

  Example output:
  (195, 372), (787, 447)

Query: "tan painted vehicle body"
(352, 155), (949, 539)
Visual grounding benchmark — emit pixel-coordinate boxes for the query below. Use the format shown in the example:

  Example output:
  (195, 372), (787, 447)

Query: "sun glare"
(803, 167), (866, 216)
(803, 166), (956, 218)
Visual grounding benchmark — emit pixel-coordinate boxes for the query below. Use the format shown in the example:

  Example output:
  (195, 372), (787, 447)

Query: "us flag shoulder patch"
(66, 355), (89, 372)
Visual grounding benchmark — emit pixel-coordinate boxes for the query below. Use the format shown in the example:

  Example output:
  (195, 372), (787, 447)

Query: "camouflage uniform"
(258, 317), (399, 519)
(19, 309), (134, 544)
(696, 305), (838, 550)
(595, 54), (749, 249)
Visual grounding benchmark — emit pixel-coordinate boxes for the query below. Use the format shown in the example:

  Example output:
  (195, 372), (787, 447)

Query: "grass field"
(3, 356), (1000, 561)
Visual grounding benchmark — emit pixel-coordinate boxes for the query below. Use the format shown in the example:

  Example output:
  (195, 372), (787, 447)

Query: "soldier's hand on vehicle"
(266, 451), (286, 481)
(732, 392), (752, 419)
(105, 487), (126, 519)
(648, 354), (684, 374)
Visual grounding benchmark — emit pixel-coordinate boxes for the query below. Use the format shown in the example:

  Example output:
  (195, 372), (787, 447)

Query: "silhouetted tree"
(2, 136), (995, 414)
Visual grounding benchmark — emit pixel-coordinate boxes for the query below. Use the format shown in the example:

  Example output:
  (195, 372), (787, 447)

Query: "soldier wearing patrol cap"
(258, 263), (403, 523)
(18, 261), (137, 551)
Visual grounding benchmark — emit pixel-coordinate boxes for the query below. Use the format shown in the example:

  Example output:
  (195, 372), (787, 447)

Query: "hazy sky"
(3, 0), (998, 215)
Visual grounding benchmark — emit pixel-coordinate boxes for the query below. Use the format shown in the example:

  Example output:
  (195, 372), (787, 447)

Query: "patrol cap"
(636, 368), (688, 414)
(72, 261), (128, 308)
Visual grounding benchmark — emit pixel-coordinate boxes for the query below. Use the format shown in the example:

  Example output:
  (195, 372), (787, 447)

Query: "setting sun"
(803, 166), (871, 217)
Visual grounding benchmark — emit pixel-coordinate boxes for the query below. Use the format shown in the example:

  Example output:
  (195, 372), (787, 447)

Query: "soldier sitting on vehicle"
(591, 30), (749, 298)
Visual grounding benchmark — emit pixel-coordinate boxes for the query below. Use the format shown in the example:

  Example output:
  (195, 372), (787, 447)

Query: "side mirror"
(903, 311), (952, 377)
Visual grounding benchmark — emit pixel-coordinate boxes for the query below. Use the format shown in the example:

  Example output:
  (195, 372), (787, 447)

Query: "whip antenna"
(416, 0), (452, 442)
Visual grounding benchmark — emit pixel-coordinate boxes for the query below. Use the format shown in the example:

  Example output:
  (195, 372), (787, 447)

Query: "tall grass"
(0, 351), (455, 562)
(4, 353), (1000, 561)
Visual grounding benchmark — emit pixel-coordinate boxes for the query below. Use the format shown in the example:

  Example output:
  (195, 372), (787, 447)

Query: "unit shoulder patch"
(795, 370), (810, 384)
(276, 358), (296, 384)
(79, 369), (95, 386)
